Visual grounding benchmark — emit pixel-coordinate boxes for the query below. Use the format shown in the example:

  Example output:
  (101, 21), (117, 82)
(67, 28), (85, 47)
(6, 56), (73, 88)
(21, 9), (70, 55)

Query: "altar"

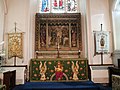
(30, 13), (88, 82)
(30, 58), (88, 82)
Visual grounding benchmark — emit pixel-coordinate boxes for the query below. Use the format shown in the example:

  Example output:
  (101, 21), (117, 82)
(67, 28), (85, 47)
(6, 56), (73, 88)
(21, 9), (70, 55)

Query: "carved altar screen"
(35, 13), (82, 51)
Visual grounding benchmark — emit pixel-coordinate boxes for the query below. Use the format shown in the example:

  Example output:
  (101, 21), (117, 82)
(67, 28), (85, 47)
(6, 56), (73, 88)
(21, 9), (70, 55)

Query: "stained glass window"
(66, 0), (77, 12)
(39, 0), (50, 13)
(52, 0), (65, 13)
(39, 0), (78, 13)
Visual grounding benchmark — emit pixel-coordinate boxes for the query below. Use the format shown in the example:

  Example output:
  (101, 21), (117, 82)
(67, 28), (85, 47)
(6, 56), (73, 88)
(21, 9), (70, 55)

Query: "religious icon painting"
(95, 31), (109, 53)
(66, 0), (77, 12)
(39, 0), (50, 13)
(52, 0), (65, 13)
(48, 25), (69, 48)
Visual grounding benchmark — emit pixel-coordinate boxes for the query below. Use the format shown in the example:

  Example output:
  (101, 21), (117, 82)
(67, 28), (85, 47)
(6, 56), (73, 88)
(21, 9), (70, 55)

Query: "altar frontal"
(30, 58), (88, 82)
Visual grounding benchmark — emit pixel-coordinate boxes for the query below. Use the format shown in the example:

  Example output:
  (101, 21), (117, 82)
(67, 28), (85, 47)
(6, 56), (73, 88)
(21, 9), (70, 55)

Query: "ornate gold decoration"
(39, 61), (47, 81)
(8, 33), (23, 59)
(7, 22), (24, 66)
(35, 13), (82, 51)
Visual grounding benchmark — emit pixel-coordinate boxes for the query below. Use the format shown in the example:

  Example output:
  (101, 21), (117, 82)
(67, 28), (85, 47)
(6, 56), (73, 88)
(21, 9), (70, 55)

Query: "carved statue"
(72, 61), (79, 80)
(100, 36), (105, 47)
(40, 26), (46, 47)
(71, 29), (77, 47)
(39, 61), (47, 81)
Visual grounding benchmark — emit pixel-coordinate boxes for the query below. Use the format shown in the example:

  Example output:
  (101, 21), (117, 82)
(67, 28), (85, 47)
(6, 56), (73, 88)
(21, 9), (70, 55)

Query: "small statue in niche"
(100, 35), (105, 47)
(39, 61), (47, 81)
(40, 26), (46, 47)
(71, 29), (77, 47)
(50, 29), (57, 46)
(54, 62), (63, 80)
(72, 61), (79, 80)
(57, 26), (63, 45)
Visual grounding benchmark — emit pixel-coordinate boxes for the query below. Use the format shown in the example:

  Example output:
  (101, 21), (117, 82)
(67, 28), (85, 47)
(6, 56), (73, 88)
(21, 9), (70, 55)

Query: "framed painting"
(52, 0), (65, 13)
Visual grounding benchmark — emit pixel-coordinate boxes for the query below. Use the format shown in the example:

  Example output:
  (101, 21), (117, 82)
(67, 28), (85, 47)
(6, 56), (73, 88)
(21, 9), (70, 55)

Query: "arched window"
(39, 0), (78, 13)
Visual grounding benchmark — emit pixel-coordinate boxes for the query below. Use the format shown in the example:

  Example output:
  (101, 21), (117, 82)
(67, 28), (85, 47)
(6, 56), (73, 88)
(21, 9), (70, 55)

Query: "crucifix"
(57, 36), (61, 58)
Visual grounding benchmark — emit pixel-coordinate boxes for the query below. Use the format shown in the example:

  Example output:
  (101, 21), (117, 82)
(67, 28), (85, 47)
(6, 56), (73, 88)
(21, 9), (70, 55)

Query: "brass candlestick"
(57, 42), (60, 58)
(36, 51), (39, 59)
(56, 36), (61, 58)
(78, 50), (81, 58)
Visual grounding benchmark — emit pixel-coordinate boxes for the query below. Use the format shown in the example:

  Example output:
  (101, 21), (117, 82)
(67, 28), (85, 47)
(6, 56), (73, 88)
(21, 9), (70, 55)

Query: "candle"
(36, 51), (38, 53)
(58, 43), (60, 49)
(78, 50), (81, 58)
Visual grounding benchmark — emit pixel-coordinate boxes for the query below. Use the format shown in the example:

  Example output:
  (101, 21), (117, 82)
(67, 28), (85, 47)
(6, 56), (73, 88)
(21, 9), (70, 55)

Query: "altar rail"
(30, 58), (88, 82)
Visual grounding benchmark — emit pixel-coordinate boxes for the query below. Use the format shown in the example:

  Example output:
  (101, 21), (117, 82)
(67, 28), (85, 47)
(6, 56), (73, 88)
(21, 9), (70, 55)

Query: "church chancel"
(0, 0), (118, 90)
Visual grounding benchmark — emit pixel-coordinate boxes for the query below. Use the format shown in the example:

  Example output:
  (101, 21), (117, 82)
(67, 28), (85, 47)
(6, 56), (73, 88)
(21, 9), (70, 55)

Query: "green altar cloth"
(30, 58), (88, 82)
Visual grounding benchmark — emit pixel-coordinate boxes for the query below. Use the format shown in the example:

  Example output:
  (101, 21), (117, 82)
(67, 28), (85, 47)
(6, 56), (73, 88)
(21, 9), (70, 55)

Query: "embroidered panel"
(8, 33), (23, 59)
(30, 58), (88, 81)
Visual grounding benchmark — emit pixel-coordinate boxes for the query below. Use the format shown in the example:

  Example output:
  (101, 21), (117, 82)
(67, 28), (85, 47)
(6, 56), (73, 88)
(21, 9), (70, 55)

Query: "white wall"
(5, 0), (30, 65)
(86, 0), (113, 83)
(86, 0), (113, 64)
(0, 0), (5, 44)
(112, 0), (120, 66)
(113, 11), (120, 50)
(4, 0), (40, 65)
(79, 0), (88, 58)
